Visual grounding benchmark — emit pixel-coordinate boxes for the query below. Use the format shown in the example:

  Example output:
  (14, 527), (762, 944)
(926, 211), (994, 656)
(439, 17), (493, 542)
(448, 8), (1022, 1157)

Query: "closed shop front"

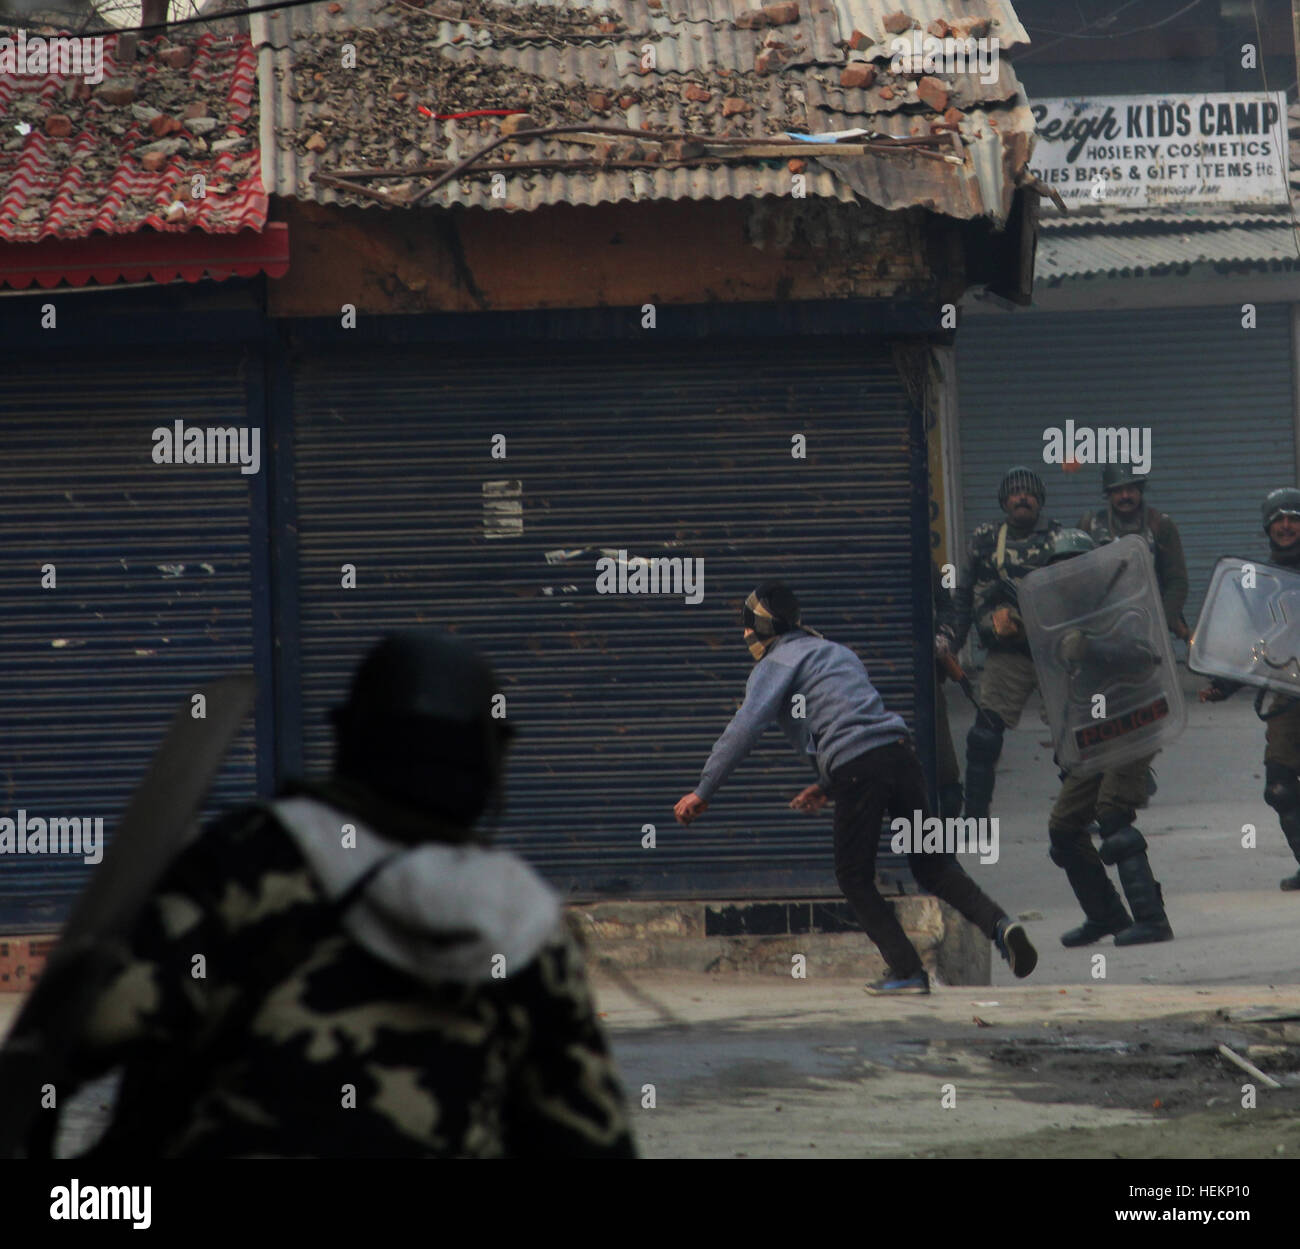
(0, 351), (263, 931)
(290, 335), (931, 898)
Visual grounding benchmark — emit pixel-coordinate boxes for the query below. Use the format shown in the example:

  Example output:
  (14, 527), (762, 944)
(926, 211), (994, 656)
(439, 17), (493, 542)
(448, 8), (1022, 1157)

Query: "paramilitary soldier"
(949, 466), (1062, 819)
(673, 581), (1037, 995)
(1040, 529), (1175, 947)
(1078, 464), (1191, 642)
(1201, 488), (1300, 892)
(44, 630), (636, 1158)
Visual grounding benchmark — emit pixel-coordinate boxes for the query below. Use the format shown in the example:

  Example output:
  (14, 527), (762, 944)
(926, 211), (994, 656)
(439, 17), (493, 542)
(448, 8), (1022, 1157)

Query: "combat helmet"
(1102, 464), (1147, 493)
(998, 465), (1046, 506)
(1262, 488), (1300, 533)
(1046, 528), (1096, 563)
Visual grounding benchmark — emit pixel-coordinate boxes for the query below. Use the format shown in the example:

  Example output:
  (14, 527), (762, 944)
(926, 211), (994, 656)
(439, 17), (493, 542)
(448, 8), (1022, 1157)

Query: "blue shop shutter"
(291, 338), (923, 899)
(0, 350), (260, 932)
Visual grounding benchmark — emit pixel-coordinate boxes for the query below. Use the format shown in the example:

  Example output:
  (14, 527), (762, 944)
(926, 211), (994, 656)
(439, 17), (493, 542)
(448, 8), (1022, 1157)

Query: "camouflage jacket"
(1078, 504), (1189, 631)
(953, 515), (1062, 654)
(52, 780), (636, 1159)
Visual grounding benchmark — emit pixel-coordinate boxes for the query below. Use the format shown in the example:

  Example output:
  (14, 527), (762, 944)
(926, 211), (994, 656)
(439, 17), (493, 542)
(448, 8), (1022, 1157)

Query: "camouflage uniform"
(952, 513), (1062, 816)
(56, 779), (636, 1159)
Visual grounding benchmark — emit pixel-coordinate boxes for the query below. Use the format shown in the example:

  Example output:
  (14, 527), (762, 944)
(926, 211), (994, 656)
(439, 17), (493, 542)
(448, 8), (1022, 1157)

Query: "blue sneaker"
(864, 971), (930, 996)
(995, 918), (1038, 979)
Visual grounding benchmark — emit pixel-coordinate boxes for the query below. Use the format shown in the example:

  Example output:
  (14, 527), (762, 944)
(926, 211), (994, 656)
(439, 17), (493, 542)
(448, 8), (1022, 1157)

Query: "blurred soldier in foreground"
(673, 581), (1036, 996)
(951, 466), (1063, 818)
(1034, 530), (1174, 947)
(1079, 465), (1190, 642)
(45, 630), (636, 1157)
(1201, 489), (1300, 891)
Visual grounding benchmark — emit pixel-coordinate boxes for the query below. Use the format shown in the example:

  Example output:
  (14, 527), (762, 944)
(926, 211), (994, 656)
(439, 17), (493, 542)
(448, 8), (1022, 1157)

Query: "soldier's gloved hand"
(991, 606), (1023, 640)
(934, 631), (951, 658)
(1172, 619), (1191, 642)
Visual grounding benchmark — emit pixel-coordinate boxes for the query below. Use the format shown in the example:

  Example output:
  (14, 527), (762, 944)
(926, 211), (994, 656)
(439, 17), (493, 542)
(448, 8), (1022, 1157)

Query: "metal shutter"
(291, 337), (923, 899)
(0, 351), (261, 931)
(955, 305), (1295, 628)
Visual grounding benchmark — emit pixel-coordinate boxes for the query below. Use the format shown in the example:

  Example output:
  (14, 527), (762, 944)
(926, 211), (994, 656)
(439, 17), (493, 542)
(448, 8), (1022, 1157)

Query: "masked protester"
(673, 581), (1037, 995)
(1201, 489), (1300, 891)
(950, 466), (1063, 819)
(1037, 530), (1174, 947)
(39, 630), (636, 1158)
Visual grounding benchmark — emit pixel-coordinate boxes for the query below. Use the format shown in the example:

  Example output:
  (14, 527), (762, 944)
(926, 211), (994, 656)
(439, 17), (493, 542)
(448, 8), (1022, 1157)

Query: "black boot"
(1051, 840), (1131, 947)
(1100, 824), (1173, 945)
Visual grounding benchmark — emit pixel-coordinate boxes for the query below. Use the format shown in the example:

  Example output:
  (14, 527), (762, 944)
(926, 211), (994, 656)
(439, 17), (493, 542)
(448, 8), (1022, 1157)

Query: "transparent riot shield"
(1019, 535), (1186, 775)
(1189, 556), (1300, 695)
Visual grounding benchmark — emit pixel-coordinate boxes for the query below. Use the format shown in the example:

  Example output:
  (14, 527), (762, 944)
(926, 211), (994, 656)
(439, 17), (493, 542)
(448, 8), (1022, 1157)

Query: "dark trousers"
(827, 740), (1006, 978)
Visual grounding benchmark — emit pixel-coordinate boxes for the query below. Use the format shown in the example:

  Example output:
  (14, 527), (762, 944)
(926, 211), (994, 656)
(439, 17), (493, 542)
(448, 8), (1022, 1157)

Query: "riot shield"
(1019, 535), (1186, 775)
(0, 673), (256, 1157)
(1189, 556), (1300, 695)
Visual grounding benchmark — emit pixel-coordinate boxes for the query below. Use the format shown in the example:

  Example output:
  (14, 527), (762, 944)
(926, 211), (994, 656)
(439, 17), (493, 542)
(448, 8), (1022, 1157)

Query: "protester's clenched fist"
(674, 793), (708, 825)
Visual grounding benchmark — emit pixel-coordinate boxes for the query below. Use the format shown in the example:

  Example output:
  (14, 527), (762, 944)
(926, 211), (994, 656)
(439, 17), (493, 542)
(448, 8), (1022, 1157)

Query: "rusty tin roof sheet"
(254, 0), (1034, 223)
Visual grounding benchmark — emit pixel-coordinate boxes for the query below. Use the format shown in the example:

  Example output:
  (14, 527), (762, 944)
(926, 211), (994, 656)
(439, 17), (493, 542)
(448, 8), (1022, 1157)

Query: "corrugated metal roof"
(0, 30), (267, 243)
(262, 0), (1028, 55)
(1040, 208), (1291, 231)
(254, 0), (1034, 223)
(1036, 219), (1300, 282)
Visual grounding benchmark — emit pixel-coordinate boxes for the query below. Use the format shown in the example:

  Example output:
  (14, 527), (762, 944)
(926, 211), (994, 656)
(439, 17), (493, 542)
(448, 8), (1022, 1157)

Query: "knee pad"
(1096, 809), (1136, 839)
(1098, 825), (1146, 865)
(1264, 765), (1300, 815)
(967, 709), (1005, 763)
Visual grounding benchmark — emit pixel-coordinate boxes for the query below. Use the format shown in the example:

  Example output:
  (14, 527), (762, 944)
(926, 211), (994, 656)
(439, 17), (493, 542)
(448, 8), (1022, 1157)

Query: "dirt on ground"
(592, 974), (1300, 1159)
